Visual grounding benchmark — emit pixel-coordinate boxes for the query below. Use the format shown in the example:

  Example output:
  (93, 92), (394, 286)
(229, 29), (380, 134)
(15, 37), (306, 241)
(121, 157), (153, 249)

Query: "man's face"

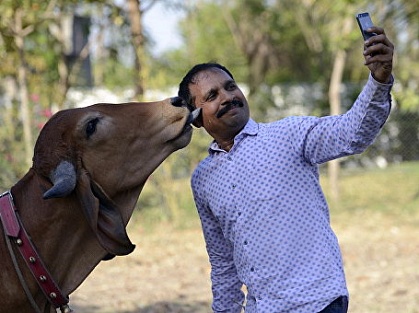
(189, 68), (250, 141)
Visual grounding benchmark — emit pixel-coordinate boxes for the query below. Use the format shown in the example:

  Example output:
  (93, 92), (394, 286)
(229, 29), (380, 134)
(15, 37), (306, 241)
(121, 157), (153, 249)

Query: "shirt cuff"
(369, 72), (394, 87)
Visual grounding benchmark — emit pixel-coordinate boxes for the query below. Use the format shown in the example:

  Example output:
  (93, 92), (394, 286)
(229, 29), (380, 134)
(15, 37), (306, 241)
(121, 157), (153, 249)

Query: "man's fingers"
(367, 26), (385, 36)
(364, 53), (392, 66)
(362, 26), (394, 83)
(365, 35), (394, 50)
(364, 43), (393, 59)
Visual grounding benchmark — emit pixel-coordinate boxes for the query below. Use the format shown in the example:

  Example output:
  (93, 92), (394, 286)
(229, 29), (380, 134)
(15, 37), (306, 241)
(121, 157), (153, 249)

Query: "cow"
(0, 97), (200, 313)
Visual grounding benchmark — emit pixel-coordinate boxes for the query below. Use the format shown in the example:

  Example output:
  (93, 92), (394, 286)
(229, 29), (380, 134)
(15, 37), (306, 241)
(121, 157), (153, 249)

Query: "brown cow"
(0, 98), (200, 313)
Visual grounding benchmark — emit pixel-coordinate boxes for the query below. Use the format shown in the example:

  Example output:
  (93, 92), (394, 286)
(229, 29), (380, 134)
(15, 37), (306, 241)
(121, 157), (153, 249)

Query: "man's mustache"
(216, 99), (244, 118)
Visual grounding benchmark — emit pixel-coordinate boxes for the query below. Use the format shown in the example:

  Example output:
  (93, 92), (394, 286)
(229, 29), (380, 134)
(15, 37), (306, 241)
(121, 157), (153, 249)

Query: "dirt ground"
(70, 210), (419, 313)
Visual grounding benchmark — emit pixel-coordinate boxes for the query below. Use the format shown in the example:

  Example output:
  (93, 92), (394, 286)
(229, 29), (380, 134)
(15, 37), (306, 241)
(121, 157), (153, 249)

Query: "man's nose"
(220, 89), (235, 104)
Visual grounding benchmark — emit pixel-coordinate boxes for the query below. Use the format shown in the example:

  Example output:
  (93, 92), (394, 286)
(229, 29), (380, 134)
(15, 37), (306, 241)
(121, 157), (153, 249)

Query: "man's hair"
(178, 62), (235, 110)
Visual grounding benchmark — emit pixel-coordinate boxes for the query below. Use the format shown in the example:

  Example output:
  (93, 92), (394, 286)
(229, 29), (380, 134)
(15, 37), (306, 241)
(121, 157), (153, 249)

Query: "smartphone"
(356, 12), (377, 40)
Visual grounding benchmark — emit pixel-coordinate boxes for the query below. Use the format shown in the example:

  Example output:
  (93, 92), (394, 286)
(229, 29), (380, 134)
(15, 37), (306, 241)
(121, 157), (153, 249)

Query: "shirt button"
(227, 156), (232, 161)
(244, 240), (248, 245)
(232, 184), (237, 189)
(250, 267), (255, 272)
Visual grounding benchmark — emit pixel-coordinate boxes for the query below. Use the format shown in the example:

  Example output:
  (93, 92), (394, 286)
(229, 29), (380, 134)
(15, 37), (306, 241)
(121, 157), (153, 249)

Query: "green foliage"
(93, 58), (136, 89)
(0, 106), (29, 189)
(177, 2), (248, 80)
(0, 154), (20, 191)
(157, 0), (418, 109)
(1, 0), (418, 208)
(395, 88), (419, 112)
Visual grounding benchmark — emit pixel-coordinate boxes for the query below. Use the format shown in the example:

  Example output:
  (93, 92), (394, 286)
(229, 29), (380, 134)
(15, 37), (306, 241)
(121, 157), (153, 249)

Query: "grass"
(133, 161), (419, 229)
(322, 161), (419, 218)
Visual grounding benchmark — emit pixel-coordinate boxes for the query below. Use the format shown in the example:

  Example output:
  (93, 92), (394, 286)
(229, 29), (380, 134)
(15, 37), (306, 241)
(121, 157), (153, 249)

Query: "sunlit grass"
(134, 161), (419, 229)
(322, 161), (419, 217)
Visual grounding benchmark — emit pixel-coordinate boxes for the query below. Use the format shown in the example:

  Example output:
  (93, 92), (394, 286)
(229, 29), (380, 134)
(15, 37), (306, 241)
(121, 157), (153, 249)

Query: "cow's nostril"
(171, 97), (185, 107)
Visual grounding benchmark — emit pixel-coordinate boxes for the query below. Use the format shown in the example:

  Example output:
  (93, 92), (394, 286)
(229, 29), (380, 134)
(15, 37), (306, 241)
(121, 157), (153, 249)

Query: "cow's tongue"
(187, 108), (201, 124)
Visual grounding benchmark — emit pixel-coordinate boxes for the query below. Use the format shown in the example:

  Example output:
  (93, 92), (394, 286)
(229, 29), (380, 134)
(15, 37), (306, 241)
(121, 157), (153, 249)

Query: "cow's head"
(32, 97), (200, 257)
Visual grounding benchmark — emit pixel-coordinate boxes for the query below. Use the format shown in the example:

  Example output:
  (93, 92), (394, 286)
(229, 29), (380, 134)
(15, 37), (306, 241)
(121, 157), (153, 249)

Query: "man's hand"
(363, 26), (394, 84)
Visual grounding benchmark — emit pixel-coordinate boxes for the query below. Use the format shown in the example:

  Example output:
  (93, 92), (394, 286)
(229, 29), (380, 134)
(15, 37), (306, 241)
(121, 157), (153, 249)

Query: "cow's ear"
(75, 169), (135, 256)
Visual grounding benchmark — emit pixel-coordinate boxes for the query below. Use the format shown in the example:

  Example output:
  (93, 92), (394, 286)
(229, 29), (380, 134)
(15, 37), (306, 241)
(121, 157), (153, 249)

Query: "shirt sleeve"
(191, 169), (245, 313)
(294, 74), (393, 165)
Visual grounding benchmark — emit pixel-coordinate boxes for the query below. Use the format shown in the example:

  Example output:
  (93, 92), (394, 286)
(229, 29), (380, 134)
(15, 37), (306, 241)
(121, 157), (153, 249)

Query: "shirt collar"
(209, 118), (259, 154)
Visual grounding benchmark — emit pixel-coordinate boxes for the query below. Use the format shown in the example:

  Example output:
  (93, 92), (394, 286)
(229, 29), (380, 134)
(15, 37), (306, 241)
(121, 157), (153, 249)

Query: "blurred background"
(0, 1), (418, 312)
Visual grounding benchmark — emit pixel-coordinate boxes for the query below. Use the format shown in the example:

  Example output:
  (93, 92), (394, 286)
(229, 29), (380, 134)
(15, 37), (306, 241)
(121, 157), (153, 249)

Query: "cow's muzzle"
(170, 96), (186, 108)
(171, 96), (201, 126)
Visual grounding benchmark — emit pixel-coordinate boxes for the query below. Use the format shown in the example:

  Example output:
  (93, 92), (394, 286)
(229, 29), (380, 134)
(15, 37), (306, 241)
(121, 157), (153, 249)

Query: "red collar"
(0, 191), (69, 310)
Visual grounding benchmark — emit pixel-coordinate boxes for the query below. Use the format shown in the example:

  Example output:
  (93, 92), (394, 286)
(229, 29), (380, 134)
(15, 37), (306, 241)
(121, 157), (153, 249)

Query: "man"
(178, 26), (394, 313)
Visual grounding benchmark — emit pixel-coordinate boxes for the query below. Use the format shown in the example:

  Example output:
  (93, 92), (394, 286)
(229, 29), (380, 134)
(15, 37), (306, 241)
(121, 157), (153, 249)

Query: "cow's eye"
(86, 118), (99, 138)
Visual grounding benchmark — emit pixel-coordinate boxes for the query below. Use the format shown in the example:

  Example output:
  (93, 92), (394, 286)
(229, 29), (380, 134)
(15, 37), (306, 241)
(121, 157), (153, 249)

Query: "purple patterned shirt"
(191, 75), (393, 313)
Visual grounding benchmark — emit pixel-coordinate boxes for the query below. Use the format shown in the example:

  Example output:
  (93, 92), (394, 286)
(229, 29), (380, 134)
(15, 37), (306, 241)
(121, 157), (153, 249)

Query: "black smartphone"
(356, 12), (377, 40)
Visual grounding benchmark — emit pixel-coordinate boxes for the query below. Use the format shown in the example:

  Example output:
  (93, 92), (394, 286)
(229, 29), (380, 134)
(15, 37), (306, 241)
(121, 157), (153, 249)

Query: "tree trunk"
(94, 9), (106, 86)
(327, 17), (352, 202)
(327, 48), (346, 202)
(127, 0), (145, 99)
(14, 9), (33, 168)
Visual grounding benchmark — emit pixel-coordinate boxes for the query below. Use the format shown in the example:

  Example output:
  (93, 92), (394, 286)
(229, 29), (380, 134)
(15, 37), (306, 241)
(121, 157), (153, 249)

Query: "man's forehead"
(192, 67), (232, 85)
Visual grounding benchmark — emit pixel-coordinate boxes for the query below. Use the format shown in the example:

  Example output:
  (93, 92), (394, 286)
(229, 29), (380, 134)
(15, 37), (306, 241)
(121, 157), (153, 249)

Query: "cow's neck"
(110, 184), (145, 223)
(10, 169), (106, 305)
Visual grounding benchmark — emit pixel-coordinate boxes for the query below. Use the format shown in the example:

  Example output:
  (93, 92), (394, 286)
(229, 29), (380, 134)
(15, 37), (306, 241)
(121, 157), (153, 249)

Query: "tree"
(0, 1), (44, 168)
(0, 0), (115, 176)
(126, 0), (146, 99)
(281, 0), (359, 200)
(161, 0), (418, 204)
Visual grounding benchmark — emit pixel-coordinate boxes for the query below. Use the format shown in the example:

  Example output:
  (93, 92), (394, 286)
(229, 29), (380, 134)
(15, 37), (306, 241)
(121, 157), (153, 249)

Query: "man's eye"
(206, 93), (216, 101)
